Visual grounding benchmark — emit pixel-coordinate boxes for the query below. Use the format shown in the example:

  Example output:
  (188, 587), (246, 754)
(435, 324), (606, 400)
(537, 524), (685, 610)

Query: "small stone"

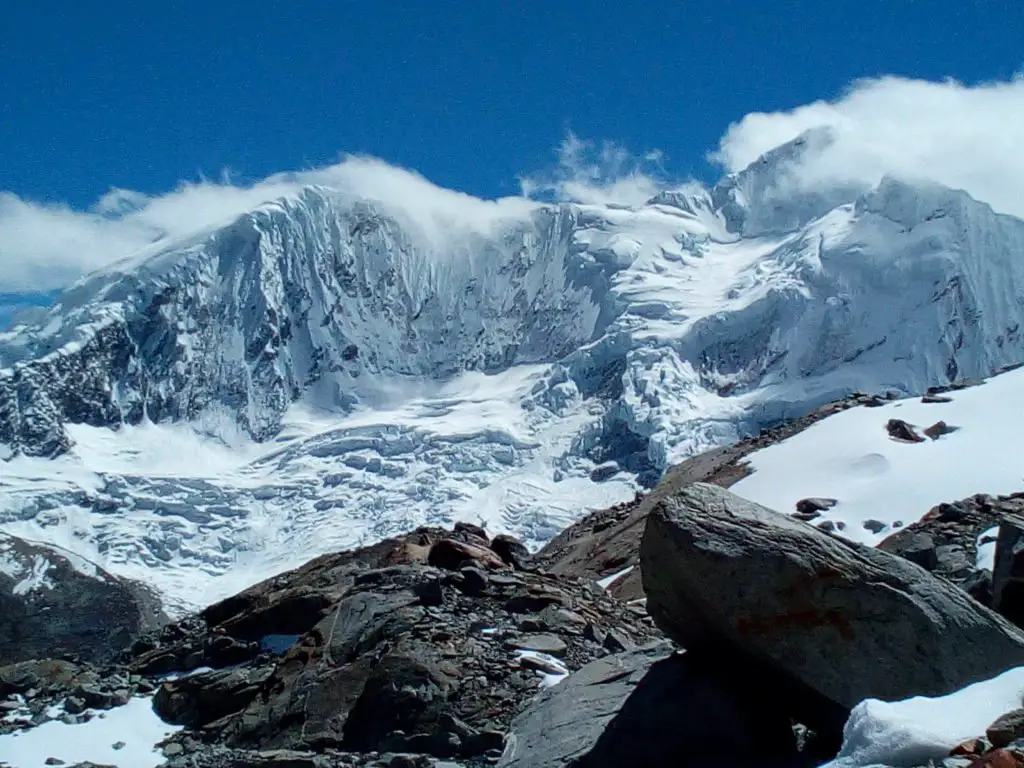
(899, 533), (939, 571)
(490, 534), (534, 570)
(988, 708), (1024, 748)
(454, 521), (490, 542)
(44, 759), (66, 766)
(924, 421), (959, 440)
(922, 393), (954, 404)
(862, 519), (887, 534)
(429, 538), (505, 571)
(517, 654), (565, 677)
(506, 634), (568, 657)
(886, 418), (925, 443)
(110, 688), (131, 707)
(63, 696), (87, 715)
(458, 567), (489, 596)
(950, 737), (986, 756)
(602, 628), (634, 653)
(111, 741), (126, 750)
(796, 497), (838, 515)
(163, 742), (185, 757)
(816, 520), (837, 533)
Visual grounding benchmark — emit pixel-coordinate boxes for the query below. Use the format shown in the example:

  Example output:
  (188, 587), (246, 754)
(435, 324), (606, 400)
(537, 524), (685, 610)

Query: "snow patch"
(596, 565), (634, 590)
(825, 666), (1024, 767)
(977, 525), (1001, 573)
(0, 695), (181, 768)
(733, 368), (1024, 545)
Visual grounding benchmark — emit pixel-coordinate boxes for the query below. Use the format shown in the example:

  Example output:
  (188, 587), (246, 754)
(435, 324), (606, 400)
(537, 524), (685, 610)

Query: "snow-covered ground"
(0, 695), (180, 768)
(825, 665), (1024, 767)
(733, 366), (1024, 545)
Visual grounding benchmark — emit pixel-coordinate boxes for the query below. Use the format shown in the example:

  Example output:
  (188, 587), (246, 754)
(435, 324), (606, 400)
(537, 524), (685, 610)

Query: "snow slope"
(4, 136), (1024, 614)
(733, 366), (1024, 545)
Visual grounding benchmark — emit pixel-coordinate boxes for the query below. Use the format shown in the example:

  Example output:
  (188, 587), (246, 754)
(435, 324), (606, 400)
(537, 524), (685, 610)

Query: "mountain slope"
(3, 146), (1024, 615)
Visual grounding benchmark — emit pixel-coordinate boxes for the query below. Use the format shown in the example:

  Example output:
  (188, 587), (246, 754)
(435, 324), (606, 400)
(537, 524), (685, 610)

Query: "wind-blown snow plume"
(0, 157), (535, 293)
(712, 75), (1024, 219)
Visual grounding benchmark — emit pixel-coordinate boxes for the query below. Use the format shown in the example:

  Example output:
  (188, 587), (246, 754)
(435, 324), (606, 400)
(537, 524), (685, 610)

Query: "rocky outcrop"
(879, 492), (1024, 608)
(0, 532), (166, 665)
(498, 642), (814, 768)
(98, 524), (657, 764)
(640, 483), (1024, 738)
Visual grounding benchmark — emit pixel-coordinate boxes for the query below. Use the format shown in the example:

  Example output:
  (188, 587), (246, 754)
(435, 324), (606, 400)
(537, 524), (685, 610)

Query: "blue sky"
(3, 1), (1022, 208)
(2, 1), (1024, 327)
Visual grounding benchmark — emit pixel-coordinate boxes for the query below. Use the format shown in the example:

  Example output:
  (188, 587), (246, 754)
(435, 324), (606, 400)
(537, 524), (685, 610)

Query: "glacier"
(3, 137), (1024, 615)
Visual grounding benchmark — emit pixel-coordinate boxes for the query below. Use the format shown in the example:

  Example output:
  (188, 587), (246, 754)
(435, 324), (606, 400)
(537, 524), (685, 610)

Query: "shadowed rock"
(498, 642), (810, 768)
(0, 533), (165, 665)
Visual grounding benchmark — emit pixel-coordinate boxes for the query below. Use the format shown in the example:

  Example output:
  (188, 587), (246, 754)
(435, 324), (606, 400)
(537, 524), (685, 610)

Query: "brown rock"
(924, 420), (959, 440)
(987, 708), (1024, 748)
(973, 748), (1024, 767)
(950, 737), (986, 756)
(886, 418), (925, 443)
(428, 539), (505, 571)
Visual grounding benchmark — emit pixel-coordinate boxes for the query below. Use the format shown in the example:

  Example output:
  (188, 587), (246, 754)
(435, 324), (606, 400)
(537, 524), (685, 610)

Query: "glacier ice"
(4, 149), (1024, 614)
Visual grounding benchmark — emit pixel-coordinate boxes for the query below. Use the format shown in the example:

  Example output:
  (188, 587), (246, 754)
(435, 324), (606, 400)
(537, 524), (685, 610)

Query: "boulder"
(884, 532), (939, 571)
(497, 642), (805, 768)
(0, 533), (166, 665)
(428, 539), (505, 571)
(641, 483), (1024, 735)
(490, 535), (534, 570)
(154, 666), (274, 728)
(993, 516), (1024, 628)
(987, 709), (1024, 749)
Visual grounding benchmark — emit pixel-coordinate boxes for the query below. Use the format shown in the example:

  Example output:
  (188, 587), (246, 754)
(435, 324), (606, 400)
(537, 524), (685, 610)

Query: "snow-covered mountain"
(3, 137), (1024, 615)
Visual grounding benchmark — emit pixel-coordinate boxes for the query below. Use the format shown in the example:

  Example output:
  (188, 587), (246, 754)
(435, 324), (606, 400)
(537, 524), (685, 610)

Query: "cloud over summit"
(3, 75), (1024, 297)
(712, 75), (1024, 219)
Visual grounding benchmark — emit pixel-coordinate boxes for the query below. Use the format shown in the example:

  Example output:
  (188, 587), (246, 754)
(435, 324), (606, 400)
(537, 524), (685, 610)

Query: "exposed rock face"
(0, 532), (166, 665)
(498, 642), (810, 768)
(640, 483), (1024, 736)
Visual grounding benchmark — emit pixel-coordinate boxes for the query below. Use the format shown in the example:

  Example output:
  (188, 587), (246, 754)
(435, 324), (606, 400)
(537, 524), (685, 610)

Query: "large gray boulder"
(498, 642), (805, 768)
(641, 484), (1024, 727)
(0, 532), (166, 664)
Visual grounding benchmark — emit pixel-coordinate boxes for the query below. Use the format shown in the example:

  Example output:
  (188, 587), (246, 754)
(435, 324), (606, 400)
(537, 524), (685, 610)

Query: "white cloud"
(519, 133), (667, 208)
(8, 76), (1024, 295)
(0, 156), (537, 293)
(712, 75), (1024, 219)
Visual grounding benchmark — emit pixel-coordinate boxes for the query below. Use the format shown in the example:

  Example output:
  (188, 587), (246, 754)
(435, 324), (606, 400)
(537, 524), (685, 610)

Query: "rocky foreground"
(7, 393), (1024, 766)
